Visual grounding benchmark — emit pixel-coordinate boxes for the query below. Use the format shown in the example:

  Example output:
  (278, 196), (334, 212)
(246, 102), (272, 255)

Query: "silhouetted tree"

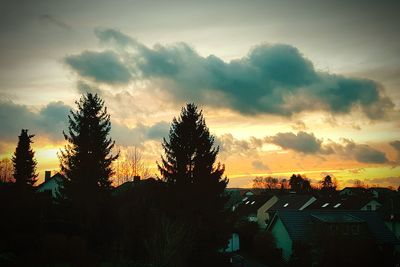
(280, 178), (289, 191)
(59, 93), (118, 248)
(320, 175), (336, 193)
(289, 174), (311, 193)
(158, 103), (231, 264)
(12, 129), (38, 187)
(289, 174), (302, 191)
(59, 93), (118, 200)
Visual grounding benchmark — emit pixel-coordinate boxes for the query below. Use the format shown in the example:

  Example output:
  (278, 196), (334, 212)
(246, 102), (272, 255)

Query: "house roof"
(36, 172), (64, 189)
(306, 196), (381, 210)
(339, 187), (368, 195)
(270, 210), (400, 245)
(112, 177), (158, 196)
(269, 194), (315, 211)
(369, 187), (394, 194)
(224, 189), (243, 208)
(236, 194), (274, 217)
(311, 213), (364, 223)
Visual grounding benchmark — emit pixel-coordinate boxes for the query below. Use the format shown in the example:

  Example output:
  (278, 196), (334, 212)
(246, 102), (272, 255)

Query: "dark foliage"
(158, 103), (232, 265)
(289, 174), (312, 193)
(12, 129), (38, 188)
(57, 93), (118, 260)
(59, 93), (118, 201)
(320, 175), (336, 192)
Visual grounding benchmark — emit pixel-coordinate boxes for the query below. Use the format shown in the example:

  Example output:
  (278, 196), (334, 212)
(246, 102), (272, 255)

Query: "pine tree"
(158, 103), (230, 263)
(59, 93), (118, 202)
(12, 129), (38, 187)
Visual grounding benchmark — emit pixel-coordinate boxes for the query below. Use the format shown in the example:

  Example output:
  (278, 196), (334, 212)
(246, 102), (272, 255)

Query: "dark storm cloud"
(349, 143), (388, 164)
(216, 130), (389, 164)
(267, 131), (322, 154)
(64, 50), (132, 84)
(266, 132), (389, 164)
(0, 100), (70, 141)
(0, 98), (169, 147)
(64, 28), (394, 119)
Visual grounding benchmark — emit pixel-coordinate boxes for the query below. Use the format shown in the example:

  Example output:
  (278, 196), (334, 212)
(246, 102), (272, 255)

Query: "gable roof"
(306, 196), (381, 210)
(269, 194), (315, 211)
(236, 194), (274, 217)
(339, 187), (368, 195)
(269, 210), (399, 245)
(36, 172), (64, 189)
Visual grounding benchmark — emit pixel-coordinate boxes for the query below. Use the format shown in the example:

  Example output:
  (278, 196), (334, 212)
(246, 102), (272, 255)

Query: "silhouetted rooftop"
(269, 210), (400, 245)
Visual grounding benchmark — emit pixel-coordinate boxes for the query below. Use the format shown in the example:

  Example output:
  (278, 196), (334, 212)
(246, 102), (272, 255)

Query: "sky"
(1, 0), (399, 188)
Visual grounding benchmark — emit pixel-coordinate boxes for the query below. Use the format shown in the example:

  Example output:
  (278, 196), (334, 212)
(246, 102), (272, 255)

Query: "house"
(267, 194), (316, 222)
(224, 188), (244, 211)
(268, 210), (400, 262)
(339, 187), (368, 197)
(223, 233), (240, 253)
(236, 194), (277, 229)
(378, 194), (400, 240)
(306, 196), (382, 211)
(36, 171), (64, 198)
(369, 187), (396, 201)
(256, 195), (279, 228)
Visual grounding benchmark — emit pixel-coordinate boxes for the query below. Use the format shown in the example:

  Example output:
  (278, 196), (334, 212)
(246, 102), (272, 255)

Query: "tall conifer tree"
(59, 93), (118, 202)
(12, 129), (38, 187)
(158, 103), (230, 263)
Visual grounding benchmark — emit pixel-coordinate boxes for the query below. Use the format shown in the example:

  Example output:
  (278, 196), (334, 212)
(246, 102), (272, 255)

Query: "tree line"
(253, 174), (337, 193)
(0, 93), (232, 266)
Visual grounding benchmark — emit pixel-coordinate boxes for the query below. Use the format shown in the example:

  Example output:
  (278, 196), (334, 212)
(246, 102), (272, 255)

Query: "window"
(321, 203), (329, 208)
(333, 203), (341, 208)
(251, 201), (255, 205)
(245, 201), (250, 205)
(283, 203), (289, 207)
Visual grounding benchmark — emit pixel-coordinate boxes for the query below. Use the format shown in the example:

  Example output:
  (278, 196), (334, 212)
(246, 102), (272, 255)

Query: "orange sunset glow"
(0, 0), (399, 190)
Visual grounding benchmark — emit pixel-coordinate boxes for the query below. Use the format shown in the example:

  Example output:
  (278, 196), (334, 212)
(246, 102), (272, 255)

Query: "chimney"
(45, 171), (51, 182)
(133, 175), (141, 183)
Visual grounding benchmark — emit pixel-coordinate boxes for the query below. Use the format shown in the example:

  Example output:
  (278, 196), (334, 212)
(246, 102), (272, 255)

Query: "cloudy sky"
(1, 0), (399, 188)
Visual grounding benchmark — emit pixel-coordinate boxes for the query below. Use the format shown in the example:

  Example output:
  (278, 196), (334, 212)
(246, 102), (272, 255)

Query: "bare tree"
(253, 176), (279, 189)
(0, 157), (14, 183)
(353, 179), (367, 188)
(113, 146), (151, 185)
